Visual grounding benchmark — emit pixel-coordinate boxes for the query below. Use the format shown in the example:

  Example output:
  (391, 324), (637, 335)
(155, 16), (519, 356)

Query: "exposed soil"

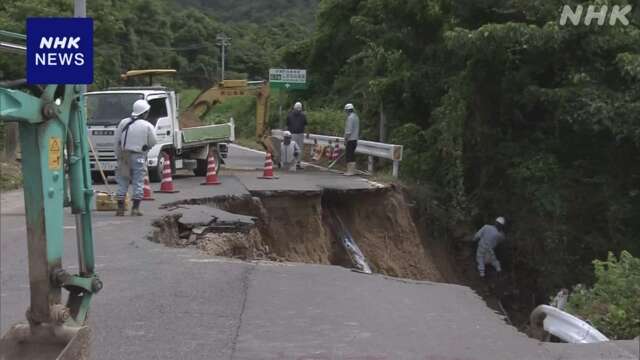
(150, 187), (444, 282)
(149, 185), (545, 332)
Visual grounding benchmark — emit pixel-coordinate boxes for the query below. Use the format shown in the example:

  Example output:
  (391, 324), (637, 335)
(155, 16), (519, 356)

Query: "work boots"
(131, 200), (143, 216)
(115, 200), (125, 217)
(344, 162), (356, 176)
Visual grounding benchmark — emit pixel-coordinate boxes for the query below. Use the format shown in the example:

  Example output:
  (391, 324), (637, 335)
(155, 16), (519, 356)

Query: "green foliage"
(567, 251), (640, 340)
(306, 0), (640, 299)
(305, 108), (344, 136)
(0, 0), (317, 87)
(0, 161), (22, 192)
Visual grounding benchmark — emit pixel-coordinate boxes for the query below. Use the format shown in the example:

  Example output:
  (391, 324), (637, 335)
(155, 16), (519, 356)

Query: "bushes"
(304, 108), (344, 136)
(567, 251), (640, 340)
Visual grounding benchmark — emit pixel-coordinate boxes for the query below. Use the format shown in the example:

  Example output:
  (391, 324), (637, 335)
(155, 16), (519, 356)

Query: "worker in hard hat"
(280, 131), (301, 172)
(114, 99), (157, 216)
(286, 101), (307, 169)
(473, 217), (507, 278)
(343, 103), (360, 176)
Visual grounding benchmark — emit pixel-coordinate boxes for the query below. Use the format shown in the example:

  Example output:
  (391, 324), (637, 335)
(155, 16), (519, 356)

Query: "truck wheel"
(194, 159), (207, 177)
(193, 152), (219, 177)
(148, 151), (168, 183)
(91, 172), (104, 184)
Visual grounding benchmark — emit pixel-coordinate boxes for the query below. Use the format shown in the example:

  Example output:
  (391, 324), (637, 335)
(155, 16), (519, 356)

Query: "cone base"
(156, 190), (180, 194)
(201, 181), (222, 185)
(258, 176), (279, 180)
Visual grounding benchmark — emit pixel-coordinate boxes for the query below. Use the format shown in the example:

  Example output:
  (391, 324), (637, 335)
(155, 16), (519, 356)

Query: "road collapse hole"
(150, 188), (444, 282)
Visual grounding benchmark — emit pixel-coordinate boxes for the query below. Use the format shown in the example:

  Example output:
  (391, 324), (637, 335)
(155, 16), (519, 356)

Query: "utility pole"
(74, 0), (87, 94)
(216, 33), (231, 82)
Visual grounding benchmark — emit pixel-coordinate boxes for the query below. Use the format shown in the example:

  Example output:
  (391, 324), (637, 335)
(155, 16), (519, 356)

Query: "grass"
(234, 137), (266, 152)
(0, 161), (22, 192)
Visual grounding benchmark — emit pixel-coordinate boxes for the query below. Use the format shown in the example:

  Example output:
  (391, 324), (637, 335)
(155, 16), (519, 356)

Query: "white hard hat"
(496, 217), (506, 226)
(294, 102), (303, 110)
(344, 103), (355, 111)
(283, 131), (292, 137)
(132, 99), (151, 117)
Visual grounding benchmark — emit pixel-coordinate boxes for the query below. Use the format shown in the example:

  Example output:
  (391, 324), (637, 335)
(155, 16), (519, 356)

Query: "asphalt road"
(1, 145), (637, 359)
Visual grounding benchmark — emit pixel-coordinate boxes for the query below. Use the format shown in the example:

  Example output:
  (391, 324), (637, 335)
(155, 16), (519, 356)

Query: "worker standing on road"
(343, 103), (359, 176)
(114, 99), (157, 216)
(473, 217), (507, 278)
(286, 101), (307, 170)
(280, 131), (301, 172)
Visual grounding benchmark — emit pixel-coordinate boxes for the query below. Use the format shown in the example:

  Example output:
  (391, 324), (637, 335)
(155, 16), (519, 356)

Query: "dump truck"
(85, 69), (235, 182)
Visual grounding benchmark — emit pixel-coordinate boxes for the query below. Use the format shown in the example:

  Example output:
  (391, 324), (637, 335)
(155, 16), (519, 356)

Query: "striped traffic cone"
(332, 142), (341, 161)
(142, 174), (155, 201)
(258, 152), (279, 179)
(324, 143), (334, 159)
(201, 151), (221, 185)
(156, 154), (179, 193)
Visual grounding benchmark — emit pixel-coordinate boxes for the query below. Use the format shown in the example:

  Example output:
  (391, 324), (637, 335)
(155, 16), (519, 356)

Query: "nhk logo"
(559, 4), (634, 26)
(36, 37), (85, 66)
(27, 18), (93, 84)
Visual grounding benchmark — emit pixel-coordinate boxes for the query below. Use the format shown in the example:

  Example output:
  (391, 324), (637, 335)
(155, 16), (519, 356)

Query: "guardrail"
(0, 30), (26, 55)
(530, 305), (609, 344)
(271, 129), (403, 178)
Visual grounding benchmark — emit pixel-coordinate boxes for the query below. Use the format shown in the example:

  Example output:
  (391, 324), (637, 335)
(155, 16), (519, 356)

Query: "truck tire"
(193, 151), (220, 177)
(148, 151), (169, 183)
(91, 172), (104, 184)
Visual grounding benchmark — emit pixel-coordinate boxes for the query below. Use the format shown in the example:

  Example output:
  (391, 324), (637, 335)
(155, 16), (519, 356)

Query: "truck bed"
(181, 123), (232, 147)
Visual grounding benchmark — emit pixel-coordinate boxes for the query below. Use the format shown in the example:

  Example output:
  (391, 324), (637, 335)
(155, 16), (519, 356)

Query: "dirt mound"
(150, 188), (444, 282)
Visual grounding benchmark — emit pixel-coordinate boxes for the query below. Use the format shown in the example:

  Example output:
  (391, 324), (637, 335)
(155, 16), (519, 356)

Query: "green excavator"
(0, 30), (101, 360)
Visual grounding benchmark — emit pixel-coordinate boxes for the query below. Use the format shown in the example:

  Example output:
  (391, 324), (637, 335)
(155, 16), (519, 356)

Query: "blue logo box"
(26, 17), (93, 84)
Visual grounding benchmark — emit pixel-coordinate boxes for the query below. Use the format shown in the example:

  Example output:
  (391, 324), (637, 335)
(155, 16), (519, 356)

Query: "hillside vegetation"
(174, 0), (318, 24)
(288, 0), (640, 314)
(0, 0), (317, 88)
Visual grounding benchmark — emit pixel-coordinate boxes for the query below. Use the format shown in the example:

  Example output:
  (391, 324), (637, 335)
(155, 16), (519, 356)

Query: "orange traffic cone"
(332, 143), (341, 161)
(156, 154), (179, 193)
(201, 151), (221, 185)
(142, 174), (155, 201)
(258, 152), (279, 179)
(324, 144), (334, 159)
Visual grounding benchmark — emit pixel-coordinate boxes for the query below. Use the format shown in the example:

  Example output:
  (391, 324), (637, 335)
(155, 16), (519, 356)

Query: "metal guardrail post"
(393, 160), (400, 178)
(368, 156), (374, 173)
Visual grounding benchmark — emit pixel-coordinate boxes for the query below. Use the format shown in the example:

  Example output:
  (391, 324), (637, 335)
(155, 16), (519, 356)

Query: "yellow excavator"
(179, 79), (274, 153)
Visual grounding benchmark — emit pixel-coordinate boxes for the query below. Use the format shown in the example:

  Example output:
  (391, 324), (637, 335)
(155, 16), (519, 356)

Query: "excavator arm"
(179, 80), (273, 153)
(0, 82), (101, 359)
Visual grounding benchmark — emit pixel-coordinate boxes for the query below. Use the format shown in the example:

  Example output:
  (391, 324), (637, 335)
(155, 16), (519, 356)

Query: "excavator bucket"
(0, 323), (91, 360)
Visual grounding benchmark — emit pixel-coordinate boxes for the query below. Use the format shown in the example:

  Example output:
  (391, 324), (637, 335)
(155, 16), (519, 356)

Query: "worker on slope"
(286, 101), (307, 169)
(343, 103), (360, 176)
(280, 131), (301, 172)
(473, 217), (507, 278)
(114, 99), (157, 216)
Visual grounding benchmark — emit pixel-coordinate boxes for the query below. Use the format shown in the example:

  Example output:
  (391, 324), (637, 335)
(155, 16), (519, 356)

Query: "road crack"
(229, 262), (256, 360)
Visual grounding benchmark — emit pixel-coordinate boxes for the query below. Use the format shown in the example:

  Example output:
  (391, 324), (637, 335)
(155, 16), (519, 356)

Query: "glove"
(142, 145), (149, 152)
(294, 151), (299, 158)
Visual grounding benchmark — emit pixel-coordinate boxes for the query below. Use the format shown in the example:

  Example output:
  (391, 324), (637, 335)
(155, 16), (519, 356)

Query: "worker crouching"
(280, 131), (300, 172)
(473, 216), (506, 277)
(114, 99), (158, 216)
(473, 216), (507, 278)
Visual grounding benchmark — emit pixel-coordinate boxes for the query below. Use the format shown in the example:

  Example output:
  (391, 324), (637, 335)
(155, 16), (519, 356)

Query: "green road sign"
(270, 82), (307, 90)
(269, 68), (307, 90)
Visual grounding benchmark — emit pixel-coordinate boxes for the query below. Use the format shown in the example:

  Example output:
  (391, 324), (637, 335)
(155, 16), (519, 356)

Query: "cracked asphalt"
(1, 145), (638, 359)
